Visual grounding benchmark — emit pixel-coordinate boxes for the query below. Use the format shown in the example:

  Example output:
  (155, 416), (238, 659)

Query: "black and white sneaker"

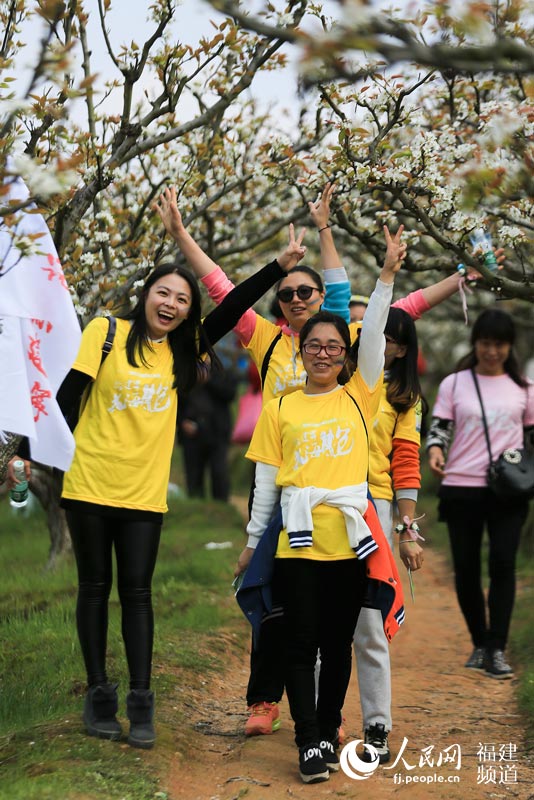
(298, 743), (330, 783)
(484, 649), (514, 679)
(362, 723), (390, 764)
(465, 646), (486, 670)
(319, 739), (340, 772)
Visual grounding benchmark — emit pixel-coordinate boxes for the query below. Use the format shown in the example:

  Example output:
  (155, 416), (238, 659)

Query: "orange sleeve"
(391, 438), (421, 491)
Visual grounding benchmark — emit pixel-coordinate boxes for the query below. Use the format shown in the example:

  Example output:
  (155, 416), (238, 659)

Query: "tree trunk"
(30, 467), (71, 570)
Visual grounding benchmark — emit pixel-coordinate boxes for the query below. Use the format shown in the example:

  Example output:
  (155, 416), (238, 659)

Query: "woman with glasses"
(153, 184), (473, 742)
(239, 230), (406, 783)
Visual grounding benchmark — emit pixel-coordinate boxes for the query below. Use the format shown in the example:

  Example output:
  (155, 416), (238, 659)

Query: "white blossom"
(496, 225), (526, 244)
(10, 154), (78, 199)
(13, 235), (42, 258)
(95, 211), (115, 227)
(278, 12), (294, 26)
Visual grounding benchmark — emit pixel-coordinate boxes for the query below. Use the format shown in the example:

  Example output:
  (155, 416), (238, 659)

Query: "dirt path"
(163, 539), (534, 800)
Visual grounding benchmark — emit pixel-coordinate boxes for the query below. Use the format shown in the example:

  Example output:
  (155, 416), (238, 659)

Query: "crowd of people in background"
(4, 184), (533, 785)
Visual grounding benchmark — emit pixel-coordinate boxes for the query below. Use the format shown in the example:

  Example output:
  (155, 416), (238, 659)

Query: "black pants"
(246, 478), (285, 706)
(246, 602), (285, 706)
(67, 509), (161, 690)
(182, 437), (230, 501)
(439, 488), (528, 651)
(274, 558), (367, 747)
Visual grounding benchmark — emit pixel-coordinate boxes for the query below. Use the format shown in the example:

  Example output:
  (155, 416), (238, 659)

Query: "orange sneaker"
(336, 718), (346, 747)
(245, 702), (281, 736)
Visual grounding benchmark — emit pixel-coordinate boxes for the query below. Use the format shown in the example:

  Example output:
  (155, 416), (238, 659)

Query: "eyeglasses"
(276, 285), (318, 303)
(302, 343), (347, 357)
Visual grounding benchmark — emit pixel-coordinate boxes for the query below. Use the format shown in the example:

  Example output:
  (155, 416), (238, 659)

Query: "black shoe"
(298, 743), (330, 784)
(362, 723), (390, 764)
(83, 682), (122, 741)
(465, 647), (486, 670)
(319, 740), (340, 772)
(126, 689), (156, 749)
(484, 649), (513, 680)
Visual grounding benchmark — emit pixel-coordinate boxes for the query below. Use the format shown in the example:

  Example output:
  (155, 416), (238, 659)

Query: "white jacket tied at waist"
(281, 484), (377, 558)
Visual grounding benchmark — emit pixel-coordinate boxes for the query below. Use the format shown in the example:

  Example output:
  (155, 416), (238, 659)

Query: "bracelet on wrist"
(395, 522), (420, 536)
(394, 514), (426, 542)
(318, 225), (330, 233)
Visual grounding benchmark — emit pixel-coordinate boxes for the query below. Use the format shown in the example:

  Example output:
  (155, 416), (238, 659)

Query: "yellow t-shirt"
(246, 315), (362, 405)
(246, 371), (381, 561)
(369, 384), (421, 502)
(62, 317), (177, 513)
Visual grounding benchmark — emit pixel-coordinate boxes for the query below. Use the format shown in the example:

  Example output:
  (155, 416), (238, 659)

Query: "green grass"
(0, 493), (248, 799)
(1, 462), (533, 798)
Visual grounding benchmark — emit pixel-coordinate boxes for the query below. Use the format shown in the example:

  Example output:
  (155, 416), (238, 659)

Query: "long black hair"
(455, 308), (527, 388)
(121, 263), (219, 394)
(385, 307), (422, 412)
(299, 311), (354, 385)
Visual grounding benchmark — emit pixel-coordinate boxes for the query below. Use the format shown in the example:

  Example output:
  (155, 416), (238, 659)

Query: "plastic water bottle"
(469, 229), (499, 272)
(9, 459), (29, 508)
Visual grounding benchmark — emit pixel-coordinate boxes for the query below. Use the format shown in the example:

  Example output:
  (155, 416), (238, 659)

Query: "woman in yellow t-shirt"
(51, 258), (297, 751)
(235, 232), (405, 784)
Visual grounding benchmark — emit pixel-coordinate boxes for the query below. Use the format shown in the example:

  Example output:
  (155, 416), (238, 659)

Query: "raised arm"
(154, 186), (307, 276)
(396, 248), (506, 318)
(309, 183), (351, 321)
(308, 183), (342, 269)
(357, 225), (406, 389)
(153, 186), (217, 278)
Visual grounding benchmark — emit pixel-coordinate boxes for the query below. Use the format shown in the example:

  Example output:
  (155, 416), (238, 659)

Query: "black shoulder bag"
(471, 368), (534, 499)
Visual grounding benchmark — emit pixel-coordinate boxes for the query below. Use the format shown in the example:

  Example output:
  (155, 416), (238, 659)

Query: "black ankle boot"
(126, 689), (155, 749)
(83, 682), (122, 740)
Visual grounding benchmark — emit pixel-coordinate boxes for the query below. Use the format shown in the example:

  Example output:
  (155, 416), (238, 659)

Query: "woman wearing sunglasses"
(239, 231), (406, 783)
(153, 185), (348, 410)
(153, 184), (479, 741)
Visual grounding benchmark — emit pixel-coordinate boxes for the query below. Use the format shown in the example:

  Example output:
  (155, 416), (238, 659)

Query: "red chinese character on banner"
(41, 253), (68, 290)
(28, 336), (47, 377)
(31, 318), (53, 334)
(31, 381), (52, 421)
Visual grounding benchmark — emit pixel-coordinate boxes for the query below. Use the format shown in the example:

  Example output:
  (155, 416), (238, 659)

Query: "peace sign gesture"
(277, 223), (307, 271)
(308, 183), (335, 231)
(381, 224), (406, 283)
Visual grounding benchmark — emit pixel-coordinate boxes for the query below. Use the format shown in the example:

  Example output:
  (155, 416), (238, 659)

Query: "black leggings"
(67, 510), (161, 690)
(439, 489), (528, 651)
(274, 557), (367, 747)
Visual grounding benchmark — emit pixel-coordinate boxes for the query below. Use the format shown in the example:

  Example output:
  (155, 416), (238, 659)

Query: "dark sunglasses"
(276, 285), (318, 303)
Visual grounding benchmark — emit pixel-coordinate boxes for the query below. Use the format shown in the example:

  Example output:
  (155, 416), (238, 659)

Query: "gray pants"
(353, 498), (393, 731)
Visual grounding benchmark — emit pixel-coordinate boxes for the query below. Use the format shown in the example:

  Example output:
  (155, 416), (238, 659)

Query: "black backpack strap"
(101, 316), (116, 364)
(261, 330), (283, 389)
(346, 391), (370, 482)
(346, 392), (369, 445)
